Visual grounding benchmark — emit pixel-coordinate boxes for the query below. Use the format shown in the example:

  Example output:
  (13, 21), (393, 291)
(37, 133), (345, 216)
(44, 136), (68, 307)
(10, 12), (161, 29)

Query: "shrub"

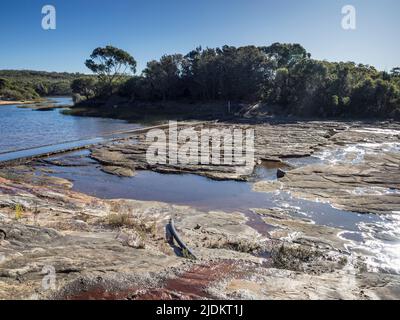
(107, 213), (134, 228)
(14, 204), (24, 220)
(270, 244), (320, 271)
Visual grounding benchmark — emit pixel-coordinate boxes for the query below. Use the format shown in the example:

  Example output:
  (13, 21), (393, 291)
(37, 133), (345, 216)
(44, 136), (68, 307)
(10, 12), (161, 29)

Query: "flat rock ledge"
(89, 122), (346, 181)
(1, 174), (399, 300)
(254, 151), (400, 215)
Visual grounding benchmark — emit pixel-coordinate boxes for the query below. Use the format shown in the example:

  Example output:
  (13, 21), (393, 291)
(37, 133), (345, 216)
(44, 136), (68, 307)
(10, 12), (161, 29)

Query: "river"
(0, 97), (141, 154)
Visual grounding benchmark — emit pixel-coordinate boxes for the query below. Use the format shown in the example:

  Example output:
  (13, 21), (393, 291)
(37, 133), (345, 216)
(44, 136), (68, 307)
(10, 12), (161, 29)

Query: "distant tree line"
(0, 70), (83, 101)
(72, 43), (400, 119)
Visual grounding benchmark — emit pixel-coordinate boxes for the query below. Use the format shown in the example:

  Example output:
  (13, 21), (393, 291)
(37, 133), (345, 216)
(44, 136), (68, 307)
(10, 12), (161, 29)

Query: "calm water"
(0, 97), (141, 154)
(40, 149), (400, 274)
(43, 151), (381, 232)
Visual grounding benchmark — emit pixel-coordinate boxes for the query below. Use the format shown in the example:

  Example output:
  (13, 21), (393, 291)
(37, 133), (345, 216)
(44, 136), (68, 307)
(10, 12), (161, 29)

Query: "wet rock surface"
(0, 174), (262, 299)
(254, 152), (400, 215)
(1, 120), (400, 300)
(88, 122), (343, 181)
(88, 120), (399, 215)
(0, 170), (398, 300)
(101, 166), (136, 177)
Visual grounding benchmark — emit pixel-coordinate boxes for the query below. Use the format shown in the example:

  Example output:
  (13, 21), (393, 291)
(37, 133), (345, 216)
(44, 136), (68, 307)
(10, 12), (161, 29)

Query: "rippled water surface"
(0, 97), (140, 154)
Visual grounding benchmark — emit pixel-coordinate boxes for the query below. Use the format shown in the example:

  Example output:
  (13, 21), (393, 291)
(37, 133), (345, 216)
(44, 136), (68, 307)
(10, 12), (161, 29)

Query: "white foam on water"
(352, 128), (400, 136)
(351, 214), (400, 274)
(350, 187), (400, 196)
(280, 203), (301, 211)
(281, 129), (400, 273)
(314, 142), (400, 165)
(315, 145), (365, 164)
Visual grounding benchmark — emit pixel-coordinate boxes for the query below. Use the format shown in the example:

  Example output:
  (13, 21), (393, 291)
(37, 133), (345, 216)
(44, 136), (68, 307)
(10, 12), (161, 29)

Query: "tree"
(71, 77), (97, 99)
(80, 43), (400, 119)
(218, 45), (271, 101)
(374, 79), (399, 113)
(0, 78), (8, 90)
(391, 67), (400, 77)
(143, 54), (183, 100)
(266, 67), (289, 105)
(331, 95), (339, 107)
(85, 46), (136, 94)
(119, 76), (150, 101)
(182, 47), (219, 100)
(260, 43), (310, 68)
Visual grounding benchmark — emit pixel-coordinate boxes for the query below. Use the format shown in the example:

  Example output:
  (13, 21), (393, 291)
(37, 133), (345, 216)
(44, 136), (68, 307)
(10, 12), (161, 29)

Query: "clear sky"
(0, 0), (399, 73)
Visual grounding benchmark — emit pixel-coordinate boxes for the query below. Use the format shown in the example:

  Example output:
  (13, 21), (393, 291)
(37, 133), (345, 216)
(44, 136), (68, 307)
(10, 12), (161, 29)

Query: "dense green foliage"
(0, 70), (83, 101)
(70, 77), (97, 100)
(0, 77), (39, 100)
(85, 46), (136, 95)
(83, 43), (399, 119)
(265, 58), (400, 118)
(2, 44), (399, 119)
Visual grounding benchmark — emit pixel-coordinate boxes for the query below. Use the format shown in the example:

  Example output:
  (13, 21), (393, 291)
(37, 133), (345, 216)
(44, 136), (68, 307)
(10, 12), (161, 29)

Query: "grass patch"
(270, 244), (321, 271)
(105, 213), (158, 238)
(14, 204), (25, 221)
(207, 236), (261, 254)
(107, 213), (134, 228)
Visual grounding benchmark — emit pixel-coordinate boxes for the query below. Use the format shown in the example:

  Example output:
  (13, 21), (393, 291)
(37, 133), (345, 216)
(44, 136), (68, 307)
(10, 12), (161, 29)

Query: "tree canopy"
(85, 46), (137, 94)
(71, 77), (97, 100)
(100, 43), (399, 119)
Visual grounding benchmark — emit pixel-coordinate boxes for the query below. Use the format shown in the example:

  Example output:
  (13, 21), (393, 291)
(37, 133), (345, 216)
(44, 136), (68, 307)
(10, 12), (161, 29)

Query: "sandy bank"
(0, 100), (37, 106)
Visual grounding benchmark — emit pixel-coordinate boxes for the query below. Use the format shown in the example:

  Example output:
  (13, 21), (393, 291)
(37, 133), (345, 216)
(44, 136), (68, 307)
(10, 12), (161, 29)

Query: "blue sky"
(0, 0), (399, 73)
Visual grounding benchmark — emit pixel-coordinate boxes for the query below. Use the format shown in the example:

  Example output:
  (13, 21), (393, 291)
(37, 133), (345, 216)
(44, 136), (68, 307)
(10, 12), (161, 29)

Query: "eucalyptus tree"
(85, 46), (137, 95)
